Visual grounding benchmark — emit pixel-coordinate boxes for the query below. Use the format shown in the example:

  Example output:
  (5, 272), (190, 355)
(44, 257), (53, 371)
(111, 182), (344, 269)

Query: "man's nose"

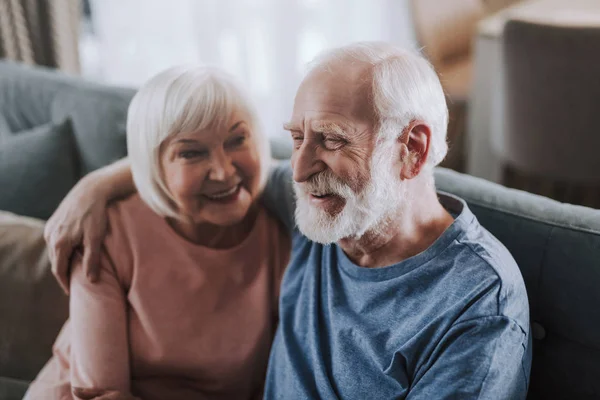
(208, 149), (236, 181)
(292, 140), (325, 183)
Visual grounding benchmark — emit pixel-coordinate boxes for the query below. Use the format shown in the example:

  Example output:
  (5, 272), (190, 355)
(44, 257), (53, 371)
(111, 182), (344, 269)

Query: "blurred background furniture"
(410, 0), (484, 102)
(410, 0), (485, 171)
(2, 61), (600, 400)
(501, 19), (600, 208)
(0, 0), (81, 73)
(409, 0), (521, 172)
(482, 0), (524, 13)
(466, 0), (600, 185)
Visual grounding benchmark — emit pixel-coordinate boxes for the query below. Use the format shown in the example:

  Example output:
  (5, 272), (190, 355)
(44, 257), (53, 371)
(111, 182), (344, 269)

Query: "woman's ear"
(398, 120), (432, 180)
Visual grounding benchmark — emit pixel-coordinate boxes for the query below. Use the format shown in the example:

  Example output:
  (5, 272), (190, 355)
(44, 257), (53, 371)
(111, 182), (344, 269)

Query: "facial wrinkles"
(294, 135), (405, 244)
(162, 131), (248, 206)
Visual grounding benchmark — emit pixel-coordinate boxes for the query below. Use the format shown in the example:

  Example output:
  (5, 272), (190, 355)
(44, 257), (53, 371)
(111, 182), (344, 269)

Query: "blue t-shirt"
(262, 163), (531, 400)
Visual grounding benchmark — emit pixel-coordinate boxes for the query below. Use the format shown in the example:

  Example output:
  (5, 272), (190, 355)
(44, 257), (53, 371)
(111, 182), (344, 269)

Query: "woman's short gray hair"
(126, 66), (270, 219)
(308, 42), (449, 167)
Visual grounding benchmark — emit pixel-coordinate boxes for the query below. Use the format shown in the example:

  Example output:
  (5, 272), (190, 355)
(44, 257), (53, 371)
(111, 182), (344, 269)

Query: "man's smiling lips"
(311, 192), (332, 199)
(307, 191), (345, 212)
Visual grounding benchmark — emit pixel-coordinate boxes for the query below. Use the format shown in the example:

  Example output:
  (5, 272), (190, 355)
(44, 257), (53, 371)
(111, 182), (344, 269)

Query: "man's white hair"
(126, 65), (270, 220)
(308, 41), (449, 168)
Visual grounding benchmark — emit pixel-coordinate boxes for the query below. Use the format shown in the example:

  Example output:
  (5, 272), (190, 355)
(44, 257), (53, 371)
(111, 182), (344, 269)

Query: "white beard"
(293, 143), (406, 244)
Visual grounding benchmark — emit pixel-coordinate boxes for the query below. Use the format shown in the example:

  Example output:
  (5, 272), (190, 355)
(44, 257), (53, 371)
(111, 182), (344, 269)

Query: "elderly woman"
(25, 66), (290, 400)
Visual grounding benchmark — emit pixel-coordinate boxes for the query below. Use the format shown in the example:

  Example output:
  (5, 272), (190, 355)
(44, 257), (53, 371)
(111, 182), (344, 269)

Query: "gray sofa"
(1, 61), (599, 400)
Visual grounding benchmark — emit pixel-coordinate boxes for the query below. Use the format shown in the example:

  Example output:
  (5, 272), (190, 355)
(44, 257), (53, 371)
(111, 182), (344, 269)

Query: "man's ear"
(397, 120), (431, 180)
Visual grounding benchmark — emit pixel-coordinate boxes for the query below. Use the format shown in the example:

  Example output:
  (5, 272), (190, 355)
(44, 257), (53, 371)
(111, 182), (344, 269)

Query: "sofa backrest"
(435, 167), (600, 400)
(0, 61), (135, 175)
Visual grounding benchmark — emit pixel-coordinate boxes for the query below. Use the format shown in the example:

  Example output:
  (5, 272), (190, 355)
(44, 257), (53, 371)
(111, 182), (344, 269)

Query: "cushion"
(0, 376), (30, 400)
(0, 113), (11, 136)
(0, 212), (68, 383)
(51, 86), (132, 174)
(0, 118), (79, 220)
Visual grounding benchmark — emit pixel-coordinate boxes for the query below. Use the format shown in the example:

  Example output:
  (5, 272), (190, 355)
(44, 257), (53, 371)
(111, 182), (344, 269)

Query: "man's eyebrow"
(282, 122), (299, 131)
(310, 121), (350, 139)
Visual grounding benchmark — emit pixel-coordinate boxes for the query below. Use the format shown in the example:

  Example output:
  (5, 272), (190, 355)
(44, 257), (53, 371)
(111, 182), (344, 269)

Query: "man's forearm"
(85, 157), (135, 202)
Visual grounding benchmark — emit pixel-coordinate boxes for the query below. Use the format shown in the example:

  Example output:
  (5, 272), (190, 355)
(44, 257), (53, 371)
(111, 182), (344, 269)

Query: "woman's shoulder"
(107, 192), (152, 220)
(259, 204), (289, 235)
(254, 206), (291, 299)
(105, 194), (160, 237)
(102, 194), (159, 276)
(257, 205), (291, 261)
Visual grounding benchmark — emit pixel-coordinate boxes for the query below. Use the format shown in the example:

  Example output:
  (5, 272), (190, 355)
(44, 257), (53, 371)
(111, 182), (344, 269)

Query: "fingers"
(52, 245), (71, 295)
(82, 237), (102, 283)
(44, 182), (111, 292)
(46, 218), (75, 295)
(73, 387), (105, 399)
(104, 393), (133, 400)
(73, 388), (136, 400)
(82, 212), (108, 283)
(43, 220), (54, 249)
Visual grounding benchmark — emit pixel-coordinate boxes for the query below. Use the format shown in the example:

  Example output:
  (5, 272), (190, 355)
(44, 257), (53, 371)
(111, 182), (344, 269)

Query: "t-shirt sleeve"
(261, 160), (295, 231)
(406, 316), (530, 400)
(68, 250), (131, 394)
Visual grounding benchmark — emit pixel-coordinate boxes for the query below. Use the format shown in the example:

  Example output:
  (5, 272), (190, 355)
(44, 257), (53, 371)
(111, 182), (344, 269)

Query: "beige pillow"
(0, 211), (68, 382)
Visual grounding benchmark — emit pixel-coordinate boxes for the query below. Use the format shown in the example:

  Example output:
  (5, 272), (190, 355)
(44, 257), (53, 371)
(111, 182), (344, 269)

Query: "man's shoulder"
(449, 218), (529, 326)
(456, 219), (522, 288)
(438, 192), (525, 307)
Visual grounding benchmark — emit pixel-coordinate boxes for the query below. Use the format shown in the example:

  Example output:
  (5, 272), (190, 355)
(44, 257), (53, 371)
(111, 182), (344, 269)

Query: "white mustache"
(295, 171), (355, 199)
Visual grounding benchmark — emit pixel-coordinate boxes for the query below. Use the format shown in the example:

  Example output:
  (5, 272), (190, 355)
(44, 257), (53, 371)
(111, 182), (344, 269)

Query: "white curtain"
(85, 0), (417, 138)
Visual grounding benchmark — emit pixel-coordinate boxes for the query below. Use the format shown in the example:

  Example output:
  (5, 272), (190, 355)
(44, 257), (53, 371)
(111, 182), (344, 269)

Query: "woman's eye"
(227, 135), (246, 148)
(178, 150), (208, 159)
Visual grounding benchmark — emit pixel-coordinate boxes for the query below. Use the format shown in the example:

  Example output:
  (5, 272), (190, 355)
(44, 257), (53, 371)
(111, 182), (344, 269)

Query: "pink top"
(25, 194), (290, 400)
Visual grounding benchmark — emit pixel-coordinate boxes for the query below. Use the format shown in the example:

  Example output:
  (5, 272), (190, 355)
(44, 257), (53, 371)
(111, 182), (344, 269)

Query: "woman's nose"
(208, 150), (236, 181)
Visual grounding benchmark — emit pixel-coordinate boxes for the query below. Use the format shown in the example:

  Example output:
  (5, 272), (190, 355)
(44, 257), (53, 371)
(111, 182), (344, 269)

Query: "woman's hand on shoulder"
(44, 173), (110, 294)
(73, 387), (140, 400)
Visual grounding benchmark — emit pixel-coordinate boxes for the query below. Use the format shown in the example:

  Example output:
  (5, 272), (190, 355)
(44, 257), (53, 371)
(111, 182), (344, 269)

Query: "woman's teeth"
(205, 185), (239, 200)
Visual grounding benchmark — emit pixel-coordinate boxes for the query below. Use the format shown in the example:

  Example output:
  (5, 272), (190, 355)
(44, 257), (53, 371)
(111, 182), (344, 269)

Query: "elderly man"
(45, 42), (531, 399)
